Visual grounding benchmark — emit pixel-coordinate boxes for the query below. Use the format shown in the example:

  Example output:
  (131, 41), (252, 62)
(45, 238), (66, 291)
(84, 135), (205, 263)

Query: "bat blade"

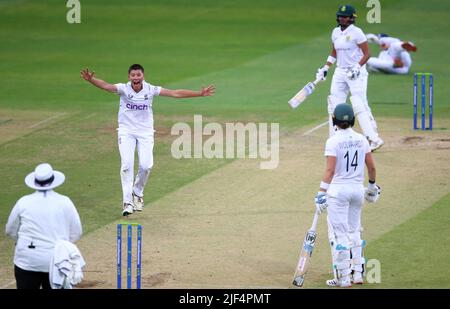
(288, 77), (323, 109)
(292, 229), (317, 287)
(288, 82), (316, 109)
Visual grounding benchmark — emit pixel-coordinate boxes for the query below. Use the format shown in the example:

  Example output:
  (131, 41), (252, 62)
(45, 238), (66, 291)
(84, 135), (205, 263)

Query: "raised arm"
(80, 68), (117, 93)
(159, 85), (215, 98)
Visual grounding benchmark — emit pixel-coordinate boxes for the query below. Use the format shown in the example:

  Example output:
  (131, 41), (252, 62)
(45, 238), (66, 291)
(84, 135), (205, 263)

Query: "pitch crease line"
(29, 112), (67, 129)
(302, 121), (328, 136)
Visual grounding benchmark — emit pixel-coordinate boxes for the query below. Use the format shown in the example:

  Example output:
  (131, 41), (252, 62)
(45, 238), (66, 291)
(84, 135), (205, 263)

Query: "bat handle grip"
(310, 210), (320, 231)
(313, 77), (323, 85)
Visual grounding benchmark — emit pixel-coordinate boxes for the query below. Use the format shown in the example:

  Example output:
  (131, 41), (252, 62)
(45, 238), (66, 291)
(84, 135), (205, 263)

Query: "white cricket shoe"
(326, 277), (352, 288)
(122, 203), (134, 216)
(370, 138), (384, 152)
(352, 271), (364, 284)
(132, 193), (144, 211)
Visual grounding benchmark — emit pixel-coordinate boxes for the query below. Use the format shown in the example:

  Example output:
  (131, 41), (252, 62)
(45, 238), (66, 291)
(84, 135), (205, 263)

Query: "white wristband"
(327, 55), (336, 64)
(320, 181), (330, 191)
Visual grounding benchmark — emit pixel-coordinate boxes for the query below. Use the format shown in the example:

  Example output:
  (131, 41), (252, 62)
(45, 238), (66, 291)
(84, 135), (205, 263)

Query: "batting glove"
(346, 64), (361, 80)
(316, 65), (330, 81)
(365, 182), (381, 203)
(314, 191), (328, 214)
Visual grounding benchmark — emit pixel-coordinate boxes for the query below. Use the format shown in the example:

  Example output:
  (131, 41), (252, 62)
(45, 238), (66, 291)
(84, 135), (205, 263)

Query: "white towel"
(49, 240), (86, 289)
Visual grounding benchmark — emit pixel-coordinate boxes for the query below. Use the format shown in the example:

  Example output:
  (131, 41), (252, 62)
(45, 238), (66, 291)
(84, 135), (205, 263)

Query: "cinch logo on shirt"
(126, 103), (149, 110)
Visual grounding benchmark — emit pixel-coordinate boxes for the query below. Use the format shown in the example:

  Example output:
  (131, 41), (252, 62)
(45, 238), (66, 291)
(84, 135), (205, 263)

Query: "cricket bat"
(288, 77), (323, 109)
(292, 210), (320, 287)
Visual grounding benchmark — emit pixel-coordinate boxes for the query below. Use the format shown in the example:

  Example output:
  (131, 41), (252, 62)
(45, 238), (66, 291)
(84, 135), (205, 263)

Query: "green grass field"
(1, 0), (449, 289)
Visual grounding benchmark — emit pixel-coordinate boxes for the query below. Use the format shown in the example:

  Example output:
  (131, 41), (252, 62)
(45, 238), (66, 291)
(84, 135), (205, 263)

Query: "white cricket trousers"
(367, 57), (410, 74)
(326, 183), (365, 277)
(118, 131), (154, 204)
(328, 67), (379, 140)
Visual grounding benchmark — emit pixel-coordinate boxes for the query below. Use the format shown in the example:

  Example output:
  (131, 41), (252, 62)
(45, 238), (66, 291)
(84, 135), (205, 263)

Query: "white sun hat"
(24, 163), (65, 191)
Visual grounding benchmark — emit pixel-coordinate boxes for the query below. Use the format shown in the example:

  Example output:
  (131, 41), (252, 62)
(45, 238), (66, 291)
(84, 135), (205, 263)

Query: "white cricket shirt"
(380, 37), (402, 58)
(332, 24), (367, 68)
(378, 38), (412, 68)
(379, 37), (400, 48)
(115, 81), (161, 133)
(400, 51), (412, 68)
(324, 128), (371, 185)
(5, 190), (82, 272)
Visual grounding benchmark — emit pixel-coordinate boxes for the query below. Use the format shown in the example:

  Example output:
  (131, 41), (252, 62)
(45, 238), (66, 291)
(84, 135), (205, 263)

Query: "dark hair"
(128, 64), (144, 74)
(337, 122), (350, 129)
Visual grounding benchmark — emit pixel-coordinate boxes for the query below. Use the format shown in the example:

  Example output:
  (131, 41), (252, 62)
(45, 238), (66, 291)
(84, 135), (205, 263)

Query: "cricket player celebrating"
(314, 103), (381, 287)
(366, 33), (417, 75)
(316, 5), (384, 152)
(81, 64), (215, 216)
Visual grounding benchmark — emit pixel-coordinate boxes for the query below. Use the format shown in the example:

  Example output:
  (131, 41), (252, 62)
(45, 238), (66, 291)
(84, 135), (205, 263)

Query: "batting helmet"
(336, 4), (357, 25)
(332, 103), (355, 128)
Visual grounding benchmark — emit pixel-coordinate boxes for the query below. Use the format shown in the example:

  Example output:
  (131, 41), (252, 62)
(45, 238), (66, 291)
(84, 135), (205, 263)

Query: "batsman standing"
(314, 103), (381, 287)
(316, 5), (384, 151)
(81, 64), (215, 216)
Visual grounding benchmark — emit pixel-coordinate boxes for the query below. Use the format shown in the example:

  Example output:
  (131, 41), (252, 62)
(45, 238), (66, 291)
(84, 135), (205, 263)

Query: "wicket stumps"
(413, 72), (433, 130)
(117, 223), (142, 289)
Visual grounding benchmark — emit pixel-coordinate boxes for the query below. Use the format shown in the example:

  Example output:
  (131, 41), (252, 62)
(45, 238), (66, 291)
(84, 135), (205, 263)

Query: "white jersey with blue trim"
(324, 128), (371, 185)
(115, 81), (161, 133)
